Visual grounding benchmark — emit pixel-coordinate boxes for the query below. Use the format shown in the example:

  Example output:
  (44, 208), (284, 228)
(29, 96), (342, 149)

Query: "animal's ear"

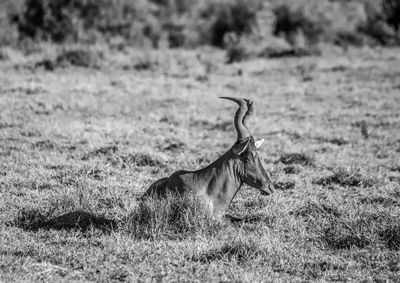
(255, 139), (265, 149)
(232, 139), (250, 156)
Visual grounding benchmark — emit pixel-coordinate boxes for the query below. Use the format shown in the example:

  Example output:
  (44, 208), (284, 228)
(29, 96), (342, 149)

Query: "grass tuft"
(297, 202), (400, 251)
(126, 193), (223, 240)
(321, 221), (371, 250)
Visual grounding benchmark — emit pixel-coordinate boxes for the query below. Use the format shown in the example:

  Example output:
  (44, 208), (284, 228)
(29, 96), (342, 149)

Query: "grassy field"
(1, 45), (400, 282)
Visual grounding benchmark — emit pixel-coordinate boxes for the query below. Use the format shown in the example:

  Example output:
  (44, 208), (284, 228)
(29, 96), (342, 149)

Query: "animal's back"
(143, 170), (191, 198)
(143, 177), (169, 198)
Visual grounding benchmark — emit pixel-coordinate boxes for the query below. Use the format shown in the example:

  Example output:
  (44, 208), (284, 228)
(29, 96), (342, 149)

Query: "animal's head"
(221, 97), (275, 196)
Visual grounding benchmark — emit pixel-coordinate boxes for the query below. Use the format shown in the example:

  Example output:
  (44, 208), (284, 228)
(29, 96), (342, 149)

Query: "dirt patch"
(226, 214), (275, 227)
(314, 137), (349, 146)
(360, 196), (398, 206)
(0, 122), (14, 129)
(0, 145), (21, 156)
(159, 138), (186, 152)
(389, 166), (400, 172)
(52, 172), (79, 187)
(108, 152), (165, 168)
(379, 226), (400, 251)
(191, 239), (264, 264)
(81, 168), (104, 181)
(30, 181), (52, 191)
(82, 145), (118, 160)
(274, 181), (296, 191)
(294, 201), (341, 218)
(32, 140), (57, 151)
(322, 224), (371, 250)
(278, 153), (314, 166)
(313, 169), (376, 187)
(259, 47), (321, 59)
(283, 165), (301, 175)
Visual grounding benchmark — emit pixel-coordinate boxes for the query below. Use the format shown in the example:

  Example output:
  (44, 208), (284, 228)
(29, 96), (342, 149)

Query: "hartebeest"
(142, 97), (275, 218)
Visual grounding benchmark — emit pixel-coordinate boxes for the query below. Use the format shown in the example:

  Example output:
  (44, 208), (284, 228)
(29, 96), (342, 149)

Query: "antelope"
(142, 97), (275, 218)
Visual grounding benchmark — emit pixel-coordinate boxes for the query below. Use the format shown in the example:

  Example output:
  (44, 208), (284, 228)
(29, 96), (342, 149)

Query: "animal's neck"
(191, 149), (243, 216)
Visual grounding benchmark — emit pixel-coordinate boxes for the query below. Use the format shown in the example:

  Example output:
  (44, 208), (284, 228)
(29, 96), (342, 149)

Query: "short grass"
(1, 45), (400, 281)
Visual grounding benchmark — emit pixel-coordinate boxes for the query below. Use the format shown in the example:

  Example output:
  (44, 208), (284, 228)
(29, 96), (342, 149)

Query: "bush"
(271, 0), (368, 46)
(3, 0), (400, 47)
(191, 0), (260, 47)
(362, 0), (400, 45)
(0, 0), (23, 46)
(14, 0), (155, 43)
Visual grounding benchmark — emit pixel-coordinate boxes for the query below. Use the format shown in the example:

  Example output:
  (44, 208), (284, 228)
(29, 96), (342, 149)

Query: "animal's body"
(143, 97), (275, 217)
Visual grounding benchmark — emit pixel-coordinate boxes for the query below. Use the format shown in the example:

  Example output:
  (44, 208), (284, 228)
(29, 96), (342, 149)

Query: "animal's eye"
(246, 151), (256, 161)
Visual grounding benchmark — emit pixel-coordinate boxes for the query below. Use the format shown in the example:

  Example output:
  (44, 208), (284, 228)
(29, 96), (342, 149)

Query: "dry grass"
(0, 45), (400, 281)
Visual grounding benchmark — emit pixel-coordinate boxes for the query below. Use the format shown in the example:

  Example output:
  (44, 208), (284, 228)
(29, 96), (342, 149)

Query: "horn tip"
(219, 97), (247, 106)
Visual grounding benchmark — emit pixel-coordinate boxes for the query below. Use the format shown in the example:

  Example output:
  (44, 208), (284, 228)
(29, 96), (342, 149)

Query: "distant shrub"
(271, 0), (368, 46)
(361, 0), (400, 45)
(260, 46), (321, 58)
(55, 48), (102, 68)
(3, 0), (400, 47)
(225, 43), (249, 64)
(14, 0), (155, 43)
(192, 0), (261, 47)
(0, 0), (23, 46)
(11, 0), (260, 48)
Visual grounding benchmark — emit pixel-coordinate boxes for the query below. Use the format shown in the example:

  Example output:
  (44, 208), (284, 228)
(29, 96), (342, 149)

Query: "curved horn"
(242, 99), (254, 130)
(220, 97), (251, 142)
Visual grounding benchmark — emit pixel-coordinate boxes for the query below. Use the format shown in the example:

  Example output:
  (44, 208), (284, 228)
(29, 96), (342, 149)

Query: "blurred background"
(0, 0), (399, 55)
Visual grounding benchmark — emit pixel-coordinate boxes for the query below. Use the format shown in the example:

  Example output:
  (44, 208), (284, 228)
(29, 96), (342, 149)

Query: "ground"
(0, 45), (399, 282)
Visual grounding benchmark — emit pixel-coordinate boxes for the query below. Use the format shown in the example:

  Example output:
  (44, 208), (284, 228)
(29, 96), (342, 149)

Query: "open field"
(1, 46), (400, 281)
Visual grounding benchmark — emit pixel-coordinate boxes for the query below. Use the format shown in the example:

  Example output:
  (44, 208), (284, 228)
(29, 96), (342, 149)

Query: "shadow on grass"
(191, 237), (266, 264)
(225, 214), (274, 226)
(15, 210), (117, 233)
(379, 225), (400, 251)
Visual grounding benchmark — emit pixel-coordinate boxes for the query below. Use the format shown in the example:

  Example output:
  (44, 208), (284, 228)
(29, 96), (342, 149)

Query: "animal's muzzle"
(260, 183), (275, 196)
